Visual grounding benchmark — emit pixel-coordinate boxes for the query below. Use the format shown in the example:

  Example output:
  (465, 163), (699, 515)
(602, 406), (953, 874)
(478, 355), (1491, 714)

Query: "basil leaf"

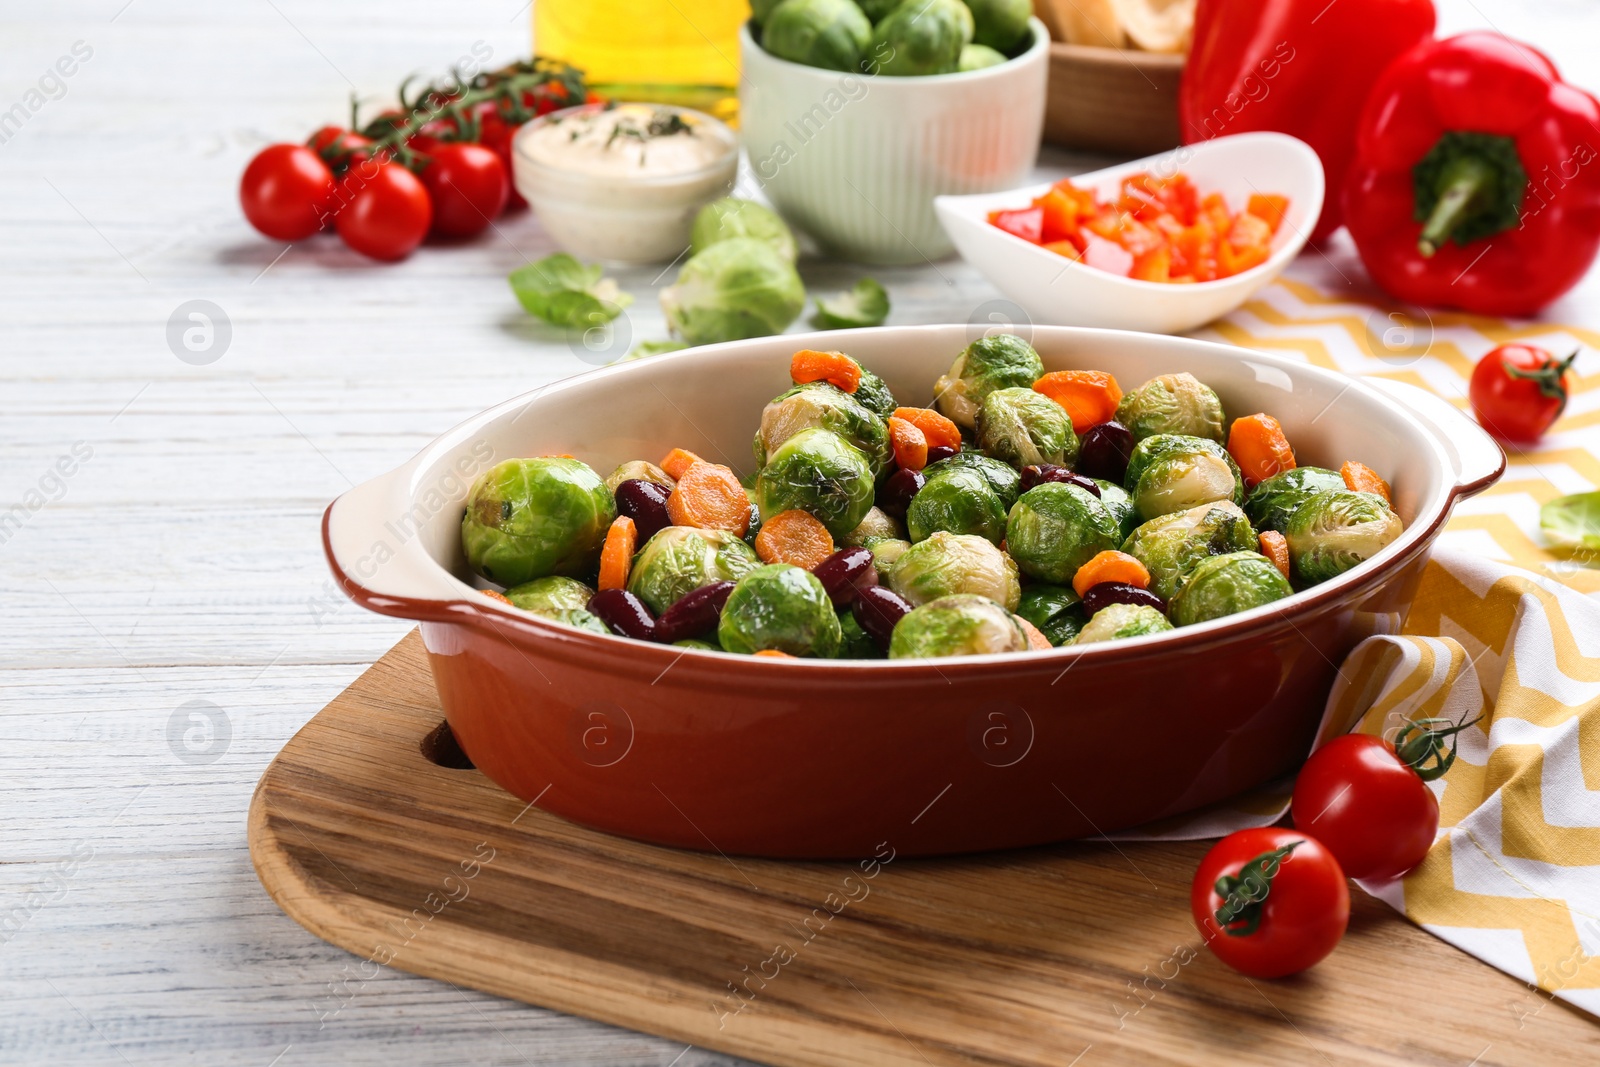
(509, 253), (632, 329)
(1540, 491), (1600, 550)
(811, 277), (889, 330)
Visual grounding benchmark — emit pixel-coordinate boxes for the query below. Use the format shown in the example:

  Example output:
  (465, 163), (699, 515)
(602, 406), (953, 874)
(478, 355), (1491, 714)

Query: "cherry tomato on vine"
(1291, 734), (1438, 881)
(1191, 828), (1349, 979)
(1469, 343), (1578, 445)
(332, 160), (432, 261)
(472, 104), (526, 211)
(239, 144), (334, 241)
(417, 142), (509, 238)
(308, 125), (371, 159)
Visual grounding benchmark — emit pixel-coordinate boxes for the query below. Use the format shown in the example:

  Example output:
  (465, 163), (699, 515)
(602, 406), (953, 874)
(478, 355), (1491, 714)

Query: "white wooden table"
(2, 1), (1595, 1064)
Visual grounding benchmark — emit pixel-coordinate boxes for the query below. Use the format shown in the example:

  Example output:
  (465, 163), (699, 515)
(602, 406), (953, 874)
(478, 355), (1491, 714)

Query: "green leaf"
(627, 339), (689, 361)
(1540, 491), (1600, 550)
(811, 277), (889, 330)
(508, 253), (632, 329)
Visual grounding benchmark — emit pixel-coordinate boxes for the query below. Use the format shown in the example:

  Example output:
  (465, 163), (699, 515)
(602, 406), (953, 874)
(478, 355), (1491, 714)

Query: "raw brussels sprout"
(965, 0), (1032, 51)
(661, 237), (806, 346)
(870, 0), (973, 76)
(853, 367), (899, 420)
(886, 530), (1021, 610)
(958, 43), (1008, 70)
(1121, 500), (1256, 601)
(975, 387), (1079, 470)
(870, 537), (912, 577)
(841, 506), (906, 547)
(1004, 483), (1123, 584)
(762, 0), (873, 72)
(835, 609), (882, 659)
(1073, 603), (1174, 644)
(754, 381), (892, 473)
(923, 452), (1022, 509)
(1245, 467), (1346, 533)
(906, 467), (1008, 544)
(1123, 433), (1244, 521)
(1283, 490), (1403, 585)
(1115, 373), (1226, 443)
(504, 575), (595, 615)
(1169, 551), (1293, 626)
(690, 197), (798, 262)
(603, 459), (674, 494)
(1092, 479), (1137, 538)
(1016, 583), (1087, 646)
(753, 427), (877, 537)
(718, 563), (843, 657)
(857, 0), (901, 20)
(627, 525), (760, 614)
(888, 594), (1029, 659)
(933, 333), (1044, 428)
(462, 458), (615, 587)
(544, 607), (611, 635)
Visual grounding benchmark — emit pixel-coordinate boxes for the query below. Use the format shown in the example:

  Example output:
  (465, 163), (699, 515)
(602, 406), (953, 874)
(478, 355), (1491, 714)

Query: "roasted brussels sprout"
(544, 607), (611, 635)
(933, 334), (1044, 428)
(504, 575), (595, 615)
(1283, 490), (1403, 584)
(870, 537), (912, 577)
(852, 367), (899, 420)
(1121, 500), (1256, 601)
(753, 427), (877, 537)
(958, 43), (1008, 70)
(690, 197), (798, 262)
(1123, 433), (1244, 521)
(886, 530), (1021, 610)
(835, 609), (882, 658)
(841, 506), (905, 548)
(1092, 478), (1137, 538)
(1169, 551), (1293, 626)
(1015, 583), (1087, 646)
(674, 637), (722, 651)
(870, 0), (973, 76)
(762, 0), (873, 72)
(1004, 483), (1123, 583)
(1245, 467), (1346, 532)
(906, 467), (1008, 544)
(718, 563), (843, 657)
(754, 381), (892, 473)
(603, 459), (674, 494)
(462, 457), (615, 586)
(888, 594), (1029, 659)
(1115, 372), (1226, 443)
(976, 386), (1079, 470)
(965, 0), (1032, 51)
(1072, 602), (1174, 644)
(661, 237), (806, 346)
(923, 451), (1022, 509)
(627, 525), (760, 614)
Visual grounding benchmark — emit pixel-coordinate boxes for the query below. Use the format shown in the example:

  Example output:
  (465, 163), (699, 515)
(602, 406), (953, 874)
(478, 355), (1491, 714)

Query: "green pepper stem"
(1418, 157), (1496, 258)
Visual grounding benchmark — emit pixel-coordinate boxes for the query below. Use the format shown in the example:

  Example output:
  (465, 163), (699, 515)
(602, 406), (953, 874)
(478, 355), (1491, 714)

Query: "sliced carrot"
(891, 406), (961, 451)
(597, 515), (637, 591)
(887, 416), (928, 471)
(1015, 615), (1053, 651)
(659, 448), (704, 481)
(754, 509), (835, 569)
(540, 453), (577, 459)
(753, 648), (795, 658)
(1259, 531), (1291, 581)
(666, 462), (751, 535)
(790, 349), (862, 393)
(1246, 193), (1289, 235)
(1071, 550), (1151, 597)
(1032, 370), (1124, 433)
(1341, 460), (1391, 503)
(481, 589), (514, 605)
(1227, 413), (1297, 487)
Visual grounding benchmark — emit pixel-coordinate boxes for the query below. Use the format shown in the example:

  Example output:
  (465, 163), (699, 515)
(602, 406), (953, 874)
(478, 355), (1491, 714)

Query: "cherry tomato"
(332, 159), (432, 261)
(1469, 343), (1578, 445)
(1290, 734), (1439, 881)
(473, 104), (526, 211)
(308, 125), (370, 157)
(417, 142), (509, 238)
(1191, 828), (1349, 978)
(239, 144), (334, 241)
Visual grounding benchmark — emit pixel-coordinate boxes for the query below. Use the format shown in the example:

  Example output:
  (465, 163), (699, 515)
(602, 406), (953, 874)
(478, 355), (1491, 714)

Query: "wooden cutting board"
(249, 631), (1594, 1066)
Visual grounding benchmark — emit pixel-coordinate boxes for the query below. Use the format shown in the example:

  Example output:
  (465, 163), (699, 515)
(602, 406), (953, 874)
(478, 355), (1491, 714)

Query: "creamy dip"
(523, 103), (726, 178)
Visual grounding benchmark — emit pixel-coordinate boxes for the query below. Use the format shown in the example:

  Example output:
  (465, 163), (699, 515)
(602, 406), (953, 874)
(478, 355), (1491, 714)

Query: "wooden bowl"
(1043, 42), (1184, 155)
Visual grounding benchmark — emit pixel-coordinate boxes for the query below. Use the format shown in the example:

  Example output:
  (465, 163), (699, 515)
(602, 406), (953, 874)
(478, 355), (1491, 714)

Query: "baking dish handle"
(321, 469), (468, 622)
(1363, 378), (1506, 500)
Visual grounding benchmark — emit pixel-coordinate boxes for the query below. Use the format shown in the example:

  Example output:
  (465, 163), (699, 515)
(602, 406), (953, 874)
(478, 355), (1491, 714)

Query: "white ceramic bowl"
(934, 132), (1325, 333)
(738, 19), (1051, 266)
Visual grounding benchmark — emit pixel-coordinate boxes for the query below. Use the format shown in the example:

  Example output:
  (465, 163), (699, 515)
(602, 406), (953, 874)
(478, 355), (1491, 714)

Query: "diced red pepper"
(988, 206), (1044, 244)
(1247, 193), (1290, 235)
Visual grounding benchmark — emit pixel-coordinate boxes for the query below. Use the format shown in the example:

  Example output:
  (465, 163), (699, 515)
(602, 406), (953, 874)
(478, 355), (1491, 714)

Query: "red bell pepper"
(1179, 0), (1436, 241)
(1343, 33), (1600, 317)
(989, 206), (1043, 244)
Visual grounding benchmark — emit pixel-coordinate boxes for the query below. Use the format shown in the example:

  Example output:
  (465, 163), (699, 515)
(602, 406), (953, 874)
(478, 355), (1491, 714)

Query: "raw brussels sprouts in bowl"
(906, 466), (1008, 544)
(753, 426), (877, 537)
(934, 334), (1044, 428)
(628, 525), (761, 614)
(755, 381), (891, 473)
(462, 458), (615, 587)
(976, 386), (1079, 470)
(719, 563), (843, 656)
(1005, 483), (1122, 584)
(1123, 434), (1244, 521)
(762, 0), (874, 73)
(965, 0), (1032, 51)
(1073, 603), (1174, 645)
(1283, 490), (1403, 584)
(886, 530), (1020, 610)
(1121, 500), (1256, 601)
(871, 0), (974, 76)
(1245, 467), (1345, 532)
(1115, 373), (1226, 443)
(1015, 583), (1086, 646)
(1168, 551), (1293, 626)
(889, 594), (1029, 659)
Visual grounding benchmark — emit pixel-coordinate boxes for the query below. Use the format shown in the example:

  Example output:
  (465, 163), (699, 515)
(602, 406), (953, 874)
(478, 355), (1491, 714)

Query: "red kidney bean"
(811, 547), (877, 606)
(1080, 582), (1166, 617)
(614, 479), (672, 541)
(1020, 464), (1101, 496)
(1076, 421), (1136, 484)
(852, 585), (912, 651)
(878, 467), (926, 520)
(655, 581), (735, 643)
(587, 588), (658, 641)
(925, 444), (960, 464)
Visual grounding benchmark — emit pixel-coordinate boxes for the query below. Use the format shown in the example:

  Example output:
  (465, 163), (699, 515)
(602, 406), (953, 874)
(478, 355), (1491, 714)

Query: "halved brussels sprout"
(603, 460), (674, 494)
(841, 506), (906, 548)
(870, 537), (912, 577)
(504, 575), (595, 615)
(718, 563), (842, 657)
(923, 451), (1022, 509)
(1168, 551), (1293, 626)
(627, 525), (760, 614)
(462, 457), (615, 587)
(1121, 499), (1256, 601)
(1283, 490), (1403, 585)
(835, 609), (882, 659)
(1015, 583), (1086, 646)
(888, 594), (1029, 659)
(1072, 603), (1174, 644)
(886, 530), (1020, 610)
(1124, 433), (1244, 521)
(976, 387), (1079, 470)
(753, 426), (877, 537)
(1092, 479), (1137, 539)
(1115, 373), (1226, 443)
(544, 607), (611, 635)
(906, 467), (1008, 544)
(933, 334), (1044, 428)
(1004, 483), (1123, 584)
(966, 0), (1032, 51)
(1245, 467), (1345, 533)
(690, 197), (798, 262)
(754, 380), (891, 473)
(852, 367), (899, 420)
(762, 0), (873, 72)
(870, 0), (973, 76)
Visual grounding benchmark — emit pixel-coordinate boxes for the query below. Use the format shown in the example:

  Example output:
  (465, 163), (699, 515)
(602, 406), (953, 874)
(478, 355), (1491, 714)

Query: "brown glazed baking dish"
(323, 325), (1503, 859)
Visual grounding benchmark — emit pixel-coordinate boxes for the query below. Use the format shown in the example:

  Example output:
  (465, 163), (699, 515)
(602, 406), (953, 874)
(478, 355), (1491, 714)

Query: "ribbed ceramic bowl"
(738, 20), (1050, 265)
(323, 325), (1503, 859)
